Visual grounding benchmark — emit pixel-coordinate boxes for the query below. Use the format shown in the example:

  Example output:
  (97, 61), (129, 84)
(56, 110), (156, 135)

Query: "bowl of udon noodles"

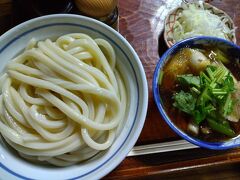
(153, 36), (240, 150)
(0, 14), (148, 179)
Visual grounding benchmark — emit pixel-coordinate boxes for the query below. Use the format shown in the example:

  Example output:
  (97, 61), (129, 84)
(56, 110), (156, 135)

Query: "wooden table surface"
(1, 0), (240, 179)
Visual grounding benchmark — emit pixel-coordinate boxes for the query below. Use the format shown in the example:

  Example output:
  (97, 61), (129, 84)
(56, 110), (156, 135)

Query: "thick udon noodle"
(0, 33), (127, 166)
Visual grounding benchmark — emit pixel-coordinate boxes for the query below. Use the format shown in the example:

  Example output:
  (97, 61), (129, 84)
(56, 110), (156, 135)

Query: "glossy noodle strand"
(0, 33), (127, 166)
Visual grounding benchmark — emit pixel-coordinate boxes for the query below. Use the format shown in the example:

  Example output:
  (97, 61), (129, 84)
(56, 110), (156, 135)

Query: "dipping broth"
(159, 47), (240, 142)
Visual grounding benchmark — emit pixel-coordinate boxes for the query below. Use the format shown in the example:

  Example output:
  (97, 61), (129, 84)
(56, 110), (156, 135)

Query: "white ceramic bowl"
(0, 14), (148, 179)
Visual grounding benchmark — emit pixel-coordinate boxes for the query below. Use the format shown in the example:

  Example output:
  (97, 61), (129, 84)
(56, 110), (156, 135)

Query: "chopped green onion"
(191, 87), (200, 94)
(206, 68), (214, 80)
(212, 66), (224, 78)
(212, 91), (228, 95)
(200, 72), (211, 83)
(222, 94), (233, 117)
(216, 68), (228, 83)
(207, 118), (235, 137)
(158, 71), (164, 85)
(214, 48), (229, 64)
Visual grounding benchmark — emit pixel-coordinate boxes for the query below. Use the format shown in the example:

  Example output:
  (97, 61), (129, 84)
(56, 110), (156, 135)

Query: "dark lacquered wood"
(119, 0), (183, 145)
(1, 0), (240, 179)
(0, 0), (12, 34)
(107, 148), (240, 179)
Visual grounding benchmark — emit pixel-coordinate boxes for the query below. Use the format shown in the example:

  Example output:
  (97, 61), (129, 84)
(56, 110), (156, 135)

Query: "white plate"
(0, 14), (148, 180)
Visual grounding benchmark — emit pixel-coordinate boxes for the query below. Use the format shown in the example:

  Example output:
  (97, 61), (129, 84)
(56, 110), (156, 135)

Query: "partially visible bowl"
(0, 14), (148, 179)
(153, 36), (240, 150)
(164, 2), (236, 48)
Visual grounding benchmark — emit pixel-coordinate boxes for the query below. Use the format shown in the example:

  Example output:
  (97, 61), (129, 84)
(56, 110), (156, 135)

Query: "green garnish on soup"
(159, 47), (240, 141)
